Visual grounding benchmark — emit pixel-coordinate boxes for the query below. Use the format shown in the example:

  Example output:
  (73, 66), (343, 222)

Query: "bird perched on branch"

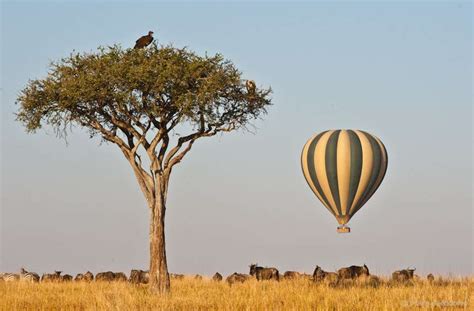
(246, 80), (256, 94)
(134, 31), (154, 49)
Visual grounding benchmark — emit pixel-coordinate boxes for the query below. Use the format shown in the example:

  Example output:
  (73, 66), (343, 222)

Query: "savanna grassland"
(1, 277), (472, 311)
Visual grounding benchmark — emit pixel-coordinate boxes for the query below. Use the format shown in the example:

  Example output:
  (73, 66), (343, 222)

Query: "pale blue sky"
(1, 1), (472, 276)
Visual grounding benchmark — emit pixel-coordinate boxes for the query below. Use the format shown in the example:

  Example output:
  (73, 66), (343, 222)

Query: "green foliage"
(16, 44), (272, 140)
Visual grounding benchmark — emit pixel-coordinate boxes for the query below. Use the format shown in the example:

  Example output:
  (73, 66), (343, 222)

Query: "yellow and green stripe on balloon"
(301, 130), (388, 228)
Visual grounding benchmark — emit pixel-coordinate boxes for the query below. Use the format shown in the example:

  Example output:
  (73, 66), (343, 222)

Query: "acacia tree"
(16, 45), (272, 293)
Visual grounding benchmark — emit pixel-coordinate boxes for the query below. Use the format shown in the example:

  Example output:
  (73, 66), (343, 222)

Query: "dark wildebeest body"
(337, 265), (370, 280)
(75, 273), (84, 281)
(212, 272), (223, 281)
(313, 266), (338, 283)
(114, 272), (127, 282)
(95, 271), (115, 282)
(96, 271), (126, 281)
(226, 273), (251, 285)
(194, 274), (203, 280)
(129, 269), (149, 284)
(392, 269), (416, 282)
(313, 266), (326, 282)
(41, 271), (62, 282)
(61, 274), (73, 282)
(249, 264), (279, 281)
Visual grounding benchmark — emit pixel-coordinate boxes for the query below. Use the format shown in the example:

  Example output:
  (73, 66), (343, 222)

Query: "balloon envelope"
(301, 130), (388, 227)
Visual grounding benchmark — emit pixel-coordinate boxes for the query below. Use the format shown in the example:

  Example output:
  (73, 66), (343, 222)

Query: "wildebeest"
(313, 266), (326, 282)
(83, 271), (94, 282)
(392, 268), (416, 282)
(41, 271), (62, 282)
(134, 31), (154, 49)
(61, 274), (73, 282)
(212, 272), (223, 281)
(226, 272), (251, 285)
(129, 270), (149, 284)
(427, 273), (435, 283)
(194, 274), (203, 280)
(337, 265), (370, 280)
(75, 272), (95, 282)
(283, 271), (304, 280)
(129, 270), (141, 283)
(313, 266), (338, 283)
(95, 271), (116, 282)
(249, 264), (279, 281)
(20, 268), (40, 283)
(114, 272), (127, 282)
(142, 271), (150, 283)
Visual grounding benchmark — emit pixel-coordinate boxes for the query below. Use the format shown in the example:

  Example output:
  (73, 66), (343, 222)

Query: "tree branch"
(164, 124), (236, 170)
(165, 139), (196, 170)
(90, 120), (129, 151)
(124, 150), (155, 206)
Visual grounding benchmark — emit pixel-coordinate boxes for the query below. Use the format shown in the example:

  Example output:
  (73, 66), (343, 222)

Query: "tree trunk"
(149, 176), (170, 294)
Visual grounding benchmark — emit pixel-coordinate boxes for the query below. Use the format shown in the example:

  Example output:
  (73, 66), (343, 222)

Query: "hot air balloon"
(301, 130), (388, 233)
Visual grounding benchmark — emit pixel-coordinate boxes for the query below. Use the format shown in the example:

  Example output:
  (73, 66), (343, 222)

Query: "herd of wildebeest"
(1, 264), (438, 287)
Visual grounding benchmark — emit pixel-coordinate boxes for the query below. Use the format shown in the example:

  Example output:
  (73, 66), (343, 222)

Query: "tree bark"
(148, 175), (170, 294)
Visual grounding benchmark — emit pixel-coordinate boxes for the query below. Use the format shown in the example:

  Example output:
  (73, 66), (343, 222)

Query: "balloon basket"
(337, 225), (350, 233)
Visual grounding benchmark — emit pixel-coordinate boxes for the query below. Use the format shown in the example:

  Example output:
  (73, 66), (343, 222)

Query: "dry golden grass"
(1, 277), (472, 310)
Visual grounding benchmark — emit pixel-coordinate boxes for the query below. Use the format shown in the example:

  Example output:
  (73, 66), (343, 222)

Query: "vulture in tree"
(134, 31), (154, 49)
(246, 80), (256, 94)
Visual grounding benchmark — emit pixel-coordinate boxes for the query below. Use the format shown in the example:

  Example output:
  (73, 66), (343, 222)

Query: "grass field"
(1, 277), (472, 310)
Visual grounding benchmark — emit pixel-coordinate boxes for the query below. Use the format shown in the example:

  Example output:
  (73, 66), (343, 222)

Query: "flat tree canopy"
(16, 44), (272, 293)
